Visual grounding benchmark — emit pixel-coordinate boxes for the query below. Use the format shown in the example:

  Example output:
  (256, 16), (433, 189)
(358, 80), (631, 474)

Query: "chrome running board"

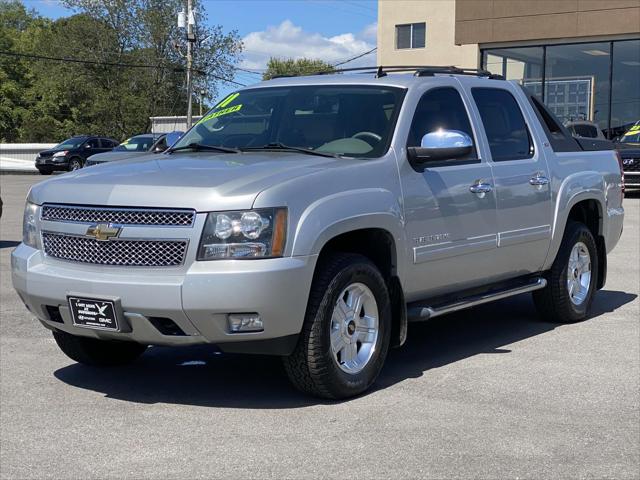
(407, 277), (547, 322)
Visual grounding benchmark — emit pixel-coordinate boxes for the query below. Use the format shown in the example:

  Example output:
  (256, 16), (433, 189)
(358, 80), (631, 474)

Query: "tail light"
(615, 150), (625, 197)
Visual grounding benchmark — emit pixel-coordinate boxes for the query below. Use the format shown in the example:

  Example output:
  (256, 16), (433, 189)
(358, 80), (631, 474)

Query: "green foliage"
(0, 0), (242, 142)
(263, 57), (335, 80)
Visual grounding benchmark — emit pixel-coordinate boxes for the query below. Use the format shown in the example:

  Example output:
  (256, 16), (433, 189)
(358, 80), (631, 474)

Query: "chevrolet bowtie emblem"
(86, 223), (121, 241)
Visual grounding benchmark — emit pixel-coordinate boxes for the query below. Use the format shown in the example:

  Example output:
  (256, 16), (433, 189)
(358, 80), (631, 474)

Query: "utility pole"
(185, 0), (195, 129)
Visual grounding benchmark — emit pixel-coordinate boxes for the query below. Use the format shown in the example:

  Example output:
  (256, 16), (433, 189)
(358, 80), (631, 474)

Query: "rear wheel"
(52, 330), (147, 366)
(283, 253), (391, 399)
(533, 221), (598, 323)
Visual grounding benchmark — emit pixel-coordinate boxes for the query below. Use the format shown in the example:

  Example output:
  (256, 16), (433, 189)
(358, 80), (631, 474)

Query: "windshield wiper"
(166, 142), (241, 154)
(240, 142), (340, 158)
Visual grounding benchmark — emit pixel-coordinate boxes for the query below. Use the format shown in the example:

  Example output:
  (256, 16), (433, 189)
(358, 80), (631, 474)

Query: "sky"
(22, 0), (379, 104)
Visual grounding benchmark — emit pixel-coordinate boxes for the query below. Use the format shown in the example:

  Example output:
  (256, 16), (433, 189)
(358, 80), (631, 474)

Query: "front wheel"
(52, 330), (147, 366)
(283, 253), (391, 399)
(533, 221), (598, 323)
(68, 158), (83, 171)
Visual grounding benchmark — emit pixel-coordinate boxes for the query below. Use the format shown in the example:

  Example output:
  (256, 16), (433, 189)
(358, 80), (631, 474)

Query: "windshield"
(55, 138), (86, 149)
(620, 124), (640, 144)
(113, 136), (155, 152)
(172, 85), (405, 158)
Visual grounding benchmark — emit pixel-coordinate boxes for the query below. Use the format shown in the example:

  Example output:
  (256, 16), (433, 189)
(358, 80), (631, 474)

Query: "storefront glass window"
(482, 47), (544, 98)
(611, 40), (640, 140)
(544, 42), (611, 134)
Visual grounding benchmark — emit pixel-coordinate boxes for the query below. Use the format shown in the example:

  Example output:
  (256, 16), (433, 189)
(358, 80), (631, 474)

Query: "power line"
(0, 50), (246, 86)
(332, 47), (377, 67)
(235, 66), (264, 75)
(343, 1), (377, 13)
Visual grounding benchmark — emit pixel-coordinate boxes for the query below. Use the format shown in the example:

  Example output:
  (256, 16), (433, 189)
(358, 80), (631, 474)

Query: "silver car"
(85, 132), (182, 166)
(12, 67), (624, 399)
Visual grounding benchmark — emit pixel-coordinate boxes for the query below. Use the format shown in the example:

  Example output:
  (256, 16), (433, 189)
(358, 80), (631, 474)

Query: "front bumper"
(35, 157), (69, 169)
(623, 171), (640, 187)
(11, 245), (317, 355)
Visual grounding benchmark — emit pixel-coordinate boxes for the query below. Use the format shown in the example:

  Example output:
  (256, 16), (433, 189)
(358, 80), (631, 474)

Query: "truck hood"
(29, 152), (351, 211)
(87, 151), (152, 163)
(615, 143), (640, 157)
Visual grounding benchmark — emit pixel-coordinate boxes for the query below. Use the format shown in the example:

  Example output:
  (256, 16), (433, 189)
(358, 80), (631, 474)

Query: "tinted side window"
(571, 124), (598, 138)
(472, 88), (534, 161)
(86, 138), (100, 149)
(408, 87), (476, 158)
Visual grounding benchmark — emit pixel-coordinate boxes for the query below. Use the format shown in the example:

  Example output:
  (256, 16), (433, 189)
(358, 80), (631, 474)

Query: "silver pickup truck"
(12, 67), (625, 399)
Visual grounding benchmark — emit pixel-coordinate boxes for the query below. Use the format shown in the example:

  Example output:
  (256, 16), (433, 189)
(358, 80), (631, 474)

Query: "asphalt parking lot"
(1, 174), (638, 479)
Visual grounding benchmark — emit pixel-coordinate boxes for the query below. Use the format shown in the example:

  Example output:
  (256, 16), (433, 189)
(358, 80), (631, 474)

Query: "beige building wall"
(455, 0), (640, 45)
(377, 0), (478, 68)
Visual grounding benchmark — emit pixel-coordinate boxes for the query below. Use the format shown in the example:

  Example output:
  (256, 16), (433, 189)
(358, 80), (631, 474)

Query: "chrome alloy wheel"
(330, 282), (379, 374)
(567, 241), (592, 306)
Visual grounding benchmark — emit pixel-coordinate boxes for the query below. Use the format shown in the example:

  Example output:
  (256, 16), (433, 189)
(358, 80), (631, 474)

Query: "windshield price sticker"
(624, 125), (640, 136)
(197, 92), (243, 124)
(199, 103), (243, 124)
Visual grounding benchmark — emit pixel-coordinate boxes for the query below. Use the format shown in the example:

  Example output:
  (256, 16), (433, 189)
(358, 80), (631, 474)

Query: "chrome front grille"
(42, 204), (195, 226)
(42, 232), (188, 267)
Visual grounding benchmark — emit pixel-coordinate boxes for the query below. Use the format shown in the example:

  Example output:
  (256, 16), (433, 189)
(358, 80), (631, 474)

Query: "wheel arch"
(315, 227), (408, 348)
(547, 188), (607, 289)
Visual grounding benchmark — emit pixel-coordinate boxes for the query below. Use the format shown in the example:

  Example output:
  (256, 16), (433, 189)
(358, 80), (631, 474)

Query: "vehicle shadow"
(0, 240), (20, 249)
(54, 289), (636, 409)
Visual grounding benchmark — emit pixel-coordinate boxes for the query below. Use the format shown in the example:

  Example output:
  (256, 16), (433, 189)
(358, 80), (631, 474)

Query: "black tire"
(533, 221), (599, 323)
(283, 253), (391, 399)
(52, 330), (147, 366)
(68, 157), (83, 171)
(37, 168), (53, 175)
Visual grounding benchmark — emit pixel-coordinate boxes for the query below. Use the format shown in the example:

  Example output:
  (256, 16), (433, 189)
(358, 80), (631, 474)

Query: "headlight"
(198, 208), (287, 260)
(52, 150), (68, 158)
(22, 201), (39, 248)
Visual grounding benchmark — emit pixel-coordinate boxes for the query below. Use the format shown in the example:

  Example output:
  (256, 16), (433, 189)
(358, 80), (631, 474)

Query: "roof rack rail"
(414, 66), (504, 80)
(269, 65), (504, 80)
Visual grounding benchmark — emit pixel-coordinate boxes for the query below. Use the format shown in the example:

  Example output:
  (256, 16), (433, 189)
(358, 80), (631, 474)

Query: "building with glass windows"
(377, 0), (639, 139)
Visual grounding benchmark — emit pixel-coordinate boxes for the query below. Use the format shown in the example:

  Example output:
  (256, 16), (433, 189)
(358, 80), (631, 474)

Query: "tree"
(263, 57), (335, 80)
(61, 0), (243, 122)
(0, 0), (242, 142)
(0, 1), (45, 142)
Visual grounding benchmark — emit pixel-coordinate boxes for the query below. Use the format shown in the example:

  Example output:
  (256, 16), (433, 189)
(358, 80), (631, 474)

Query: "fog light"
(228, 313), (263, 333)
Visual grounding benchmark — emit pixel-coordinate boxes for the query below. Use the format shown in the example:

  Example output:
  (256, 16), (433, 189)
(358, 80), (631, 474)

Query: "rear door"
(399, 83), (499, 299)
(98, 138), (115, 152)
(468, 85), (553, 275)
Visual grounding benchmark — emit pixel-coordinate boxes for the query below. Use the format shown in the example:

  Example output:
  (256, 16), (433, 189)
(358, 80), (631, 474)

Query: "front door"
(469, 86), (552, 275)
(400, 85), (499, 301)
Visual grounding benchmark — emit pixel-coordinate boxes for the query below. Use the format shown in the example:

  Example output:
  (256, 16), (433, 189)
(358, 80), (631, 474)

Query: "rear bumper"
(11, 244), (317, 355)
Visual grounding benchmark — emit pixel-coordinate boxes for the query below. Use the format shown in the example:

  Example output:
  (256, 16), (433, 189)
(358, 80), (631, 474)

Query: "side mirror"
(407, 129), (473, 165)
(164, 131), (183, 149)
(85, 143), (92, 149)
